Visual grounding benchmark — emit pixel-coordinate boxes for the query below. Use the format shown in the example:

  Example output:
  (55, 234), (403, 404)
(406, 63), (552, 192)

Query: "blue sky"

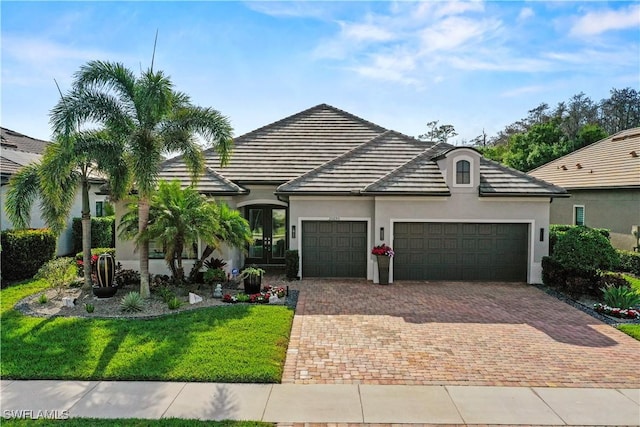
(2, 1), (639, 145)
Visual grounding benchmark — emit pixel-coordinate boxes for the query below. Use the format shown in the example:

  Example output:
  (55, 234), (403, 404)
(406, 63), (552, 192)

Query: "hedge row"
(618, 250), (640, 276)
(1, 229), (56, 282)
(71, 216), (115, 255)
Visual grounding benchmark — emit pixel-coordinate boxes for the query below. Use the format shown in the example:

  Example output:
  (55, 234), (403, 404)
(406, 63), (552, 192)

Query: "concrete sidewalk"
(1, 380), (639, 425)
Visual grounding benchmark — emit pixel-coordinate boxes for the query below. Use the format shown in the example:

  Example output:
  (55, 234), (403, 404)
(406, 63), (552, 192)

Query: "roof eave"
(479, 191), (570, 198)
(362, 191), (451, 196)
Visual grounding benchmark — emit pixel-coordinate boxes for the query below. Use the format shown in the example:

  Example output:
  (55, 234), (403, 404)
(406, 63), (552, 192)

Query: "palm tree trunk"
(138, 197), (151, 298)
(81, 178), (92, 289)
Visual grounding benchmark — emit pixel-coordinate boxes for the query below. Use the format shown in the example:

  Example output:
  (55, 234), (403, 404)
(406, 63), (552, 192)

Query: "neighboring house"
(116, 104), (567, 283)
(0, 127), (107, 256)
(529, 128), (640, 251)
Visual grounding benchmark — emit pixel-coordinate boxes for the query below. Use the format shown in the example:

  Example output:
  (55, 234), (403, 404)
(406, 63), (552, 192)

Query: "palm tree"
(50, 60), (233, 298)
(118, 180), (223, 282)
(6, 130), (126, 289)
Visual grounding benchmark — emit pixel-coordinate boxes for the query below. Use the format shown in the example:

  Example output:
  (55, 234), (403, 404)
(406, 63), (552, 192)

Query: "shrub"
(204, 267), (226, 284)
(71, 216), (115, 254)
(285, 250), (299, 280)
(541, 256), (567, 286)
(157, 286), (176, 303)
(120, 291), (144, 313)
(552, 226), (619, 274)
(38, 293), (48, 304)
(617, 250), (640, 276)
(203, 258), (227, 269)
(601, 286), (640, 309)
(549, 225), (610, 256)
(598, 272), (631, 290)
(1, 229), (56, 282)
(114, 267), (140, 288)
(150, 274), (171, 290)
(85, 303), (95, 313)
(35, 257), (77, 297)
(167, 296), (183, 310)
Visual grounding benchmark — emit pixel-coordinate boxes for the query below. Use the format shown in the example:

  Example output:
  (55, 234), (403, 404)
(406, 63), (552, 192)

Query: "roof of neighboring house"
(528, 127), (640, 189)
(203, 103), (386, 183)
(1, 127), (49, 154)
(158, 158), (248, 195)
(480, 159), (568, 196)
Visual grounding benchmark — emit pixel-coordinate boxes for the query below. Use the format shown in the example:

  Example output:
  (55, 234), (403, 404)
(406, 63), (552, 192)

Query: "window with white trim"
(574, 205), (585, 226)
(455, 159), (471, 185)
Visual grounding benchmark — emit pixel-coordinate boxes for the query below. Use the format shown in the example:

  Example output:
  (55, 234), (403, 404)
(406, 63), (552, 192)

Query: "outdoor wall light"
(291, 225), (296, 239)
(380, 227), (384, 240)
(540, 227), (544, 242)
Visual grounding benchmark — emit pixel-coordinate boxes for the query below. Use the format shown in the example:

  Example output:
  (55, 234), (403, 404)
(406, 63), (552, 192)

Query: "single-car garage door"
(394, 222), (528, 281)
(302, 221), (367, 277)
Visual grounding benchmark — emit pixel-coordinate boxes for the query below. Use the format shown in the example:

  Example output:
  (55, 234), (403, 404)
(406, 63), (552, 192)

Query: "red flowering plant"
(372, 243), (394, 257)
(594, 303), (640, 320)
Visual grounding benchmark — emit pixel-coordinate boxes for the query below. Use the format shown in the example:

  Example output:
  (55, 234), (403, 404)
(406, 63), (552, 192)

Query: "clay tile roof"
(159, 158), (247, 195)
(276, 131), (435, 194)
(528, 127), (640, 189)
(203, 104), (387, 183)
(1, 127), (49, 154)
(480, 158), (568, 196)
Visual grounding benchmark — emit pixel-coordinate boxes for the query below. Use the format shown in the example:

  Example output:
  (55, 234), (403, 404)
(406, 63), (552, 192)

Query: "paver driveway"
(281, 280), (640, 387)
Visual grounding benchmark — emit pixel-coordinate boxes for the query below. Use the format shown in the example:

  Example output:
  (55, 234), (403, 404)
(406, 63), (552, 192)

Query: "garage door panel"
(302, 221), (367, 278)
(394, 222), (528, 281)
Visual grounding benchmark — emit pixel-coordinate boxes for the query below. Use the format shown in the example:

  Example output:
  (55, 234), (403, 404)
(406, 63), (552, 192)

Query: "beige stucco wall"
(288, 193), (551, 284)
(1, 183), (106, 256)
(549, 188), (640, 251)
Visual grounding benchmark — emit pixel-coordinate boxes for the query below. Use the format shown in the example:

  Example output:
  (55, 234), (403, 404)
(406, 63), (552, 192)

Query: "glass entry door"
(245, 206), (287, 265)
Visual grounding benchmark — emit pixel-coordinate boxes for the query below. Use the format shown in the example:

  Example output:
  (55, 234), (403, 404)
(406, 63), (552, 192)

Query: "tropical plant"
(601, 286), (640, 309)
(119, 180), (223, 283)
(167, 296), (183, 310)
(240, 266), (265, 279)
(6, 130), (125, 289)
(38, 293), (48, 304)
(188, 203), (253, 282)
(120, 291), (144, 313)
(203, 258), (227, 270)
(85, 303), (95, 313)
(35, 257), (77, 298)
(50, 59), (233, 298)
(204, 267), (226, 285)
(157, 286), (176, 304)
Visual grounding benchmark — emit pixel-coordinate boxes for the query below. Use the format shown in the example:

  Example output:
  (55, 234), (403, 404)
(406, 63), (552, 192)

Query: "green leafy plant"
(601, 286), (640, 309)
(167, 296), (183, 310)
(0, 229), (56, 282)
(35, 257), (77, 298)
(285, 250), (299, 280)
(235, 293), (250, 303)
(85, 303), (95, 313)
(204, 267), (227, 284)
(157, 286), (176, 303)
(114, 266), (140, 288)
(552, 226), (619, 273)
(38, 293), (48, 304)
(120, 291), (144, 313)
(617, 250), (640, 275)
(240, 266), (265, 279)
(203, 258), (227, 270)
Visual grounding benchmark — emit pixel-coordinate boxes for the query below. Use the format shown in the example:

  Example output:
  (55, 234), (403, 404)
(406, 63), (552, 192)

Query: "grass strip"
(1, 419), (272, 427)
(1, 279), (293, 382)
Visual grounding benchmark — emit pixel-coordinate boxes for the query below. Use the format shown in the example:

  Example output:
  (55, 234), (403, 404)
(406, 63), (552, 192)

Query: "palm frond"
(5, 164), (41, 229)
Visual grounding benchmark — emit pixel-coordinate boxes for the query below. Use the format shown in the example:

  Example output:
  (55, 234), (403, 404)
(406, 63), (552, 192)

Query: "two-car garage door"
(393, 222), (529, 282)
(300, 220), (529, 281)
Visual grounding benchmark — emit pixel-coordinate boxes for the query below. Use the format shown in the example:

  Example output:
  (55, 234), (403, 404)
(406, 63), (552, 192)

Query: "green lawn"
(618, 324), (640, 340)
(1, 279), (293, 382)
(2, 419), (271, 427)
(623, 273), (640, 293)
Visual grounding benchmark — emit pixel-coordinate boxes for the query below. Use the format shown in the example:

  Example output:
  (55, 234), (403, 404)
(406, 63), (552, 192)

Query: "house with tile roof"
(529, 128), (640, 251)
(116, 104), (567, 284)
(1, 127), (108, 255)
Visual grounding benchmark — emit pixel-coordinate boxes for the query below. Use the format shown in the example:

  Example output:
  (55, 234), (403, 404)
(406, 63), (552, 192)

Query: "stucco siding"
(550, 189), (640, 250)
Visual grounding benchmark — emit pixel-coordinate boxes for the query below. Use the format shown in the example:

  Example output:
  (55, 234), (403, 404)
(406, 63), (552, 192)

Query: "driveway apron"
(282, 280), (640, 387)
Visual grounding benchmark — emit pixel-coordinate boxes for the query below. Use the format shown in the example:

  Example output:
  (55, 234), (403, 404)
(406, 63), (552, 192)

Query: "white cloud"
(500, 85), (547, 98)
(570, 4), (640, 36)
(518, 7), (534, 21)
(244, 1), (332, 19)
(339, 21), (396, 43)
(419, 17), (499, 53)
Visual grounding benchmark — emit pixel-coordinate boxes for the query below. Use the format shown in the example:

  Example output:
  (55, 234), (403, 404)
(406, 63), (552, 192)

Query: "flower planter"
(244, 275), (262, 294)
(376, 255), (390, 285)
(92, 285), (117, 298)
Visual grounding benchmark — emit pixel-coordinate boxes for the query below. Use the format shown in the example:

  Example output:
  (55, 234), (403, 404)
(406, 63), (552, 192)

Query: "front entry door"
(245, 206), (287, 265)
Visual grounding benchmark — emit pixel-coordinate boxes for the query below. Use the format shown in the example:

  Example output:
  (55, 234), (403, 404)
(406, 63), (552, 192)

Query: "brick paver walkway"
(280, 280), (640, 388)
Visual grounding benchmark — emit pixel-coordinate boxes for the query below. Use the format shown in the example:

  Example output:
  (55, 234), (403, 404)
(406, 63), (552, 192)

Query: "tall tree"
(50, 60), (233, 298)
(599, 87), (640, 134)
(6, 130), (126, 288)
(418, 120), (458, 143)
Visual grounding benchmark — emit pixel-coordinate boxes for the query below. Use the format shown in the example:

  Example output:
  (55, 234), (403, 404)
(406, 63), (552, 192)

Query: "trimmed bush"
(598, 272), (631, 290)
(71, 216), (115, 254)
(552, 226), (619, 274)
(1, 229), (56, 282)
(285, 250), (299, 280)
(618, 250), (640, 276)
(35, 257), (77, 297)
(549, 225), (610, 256)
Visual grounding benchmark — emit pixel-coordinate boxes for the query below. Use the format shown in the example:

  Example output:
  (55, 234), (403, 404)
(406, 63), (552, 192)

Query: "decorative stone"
(62, 297), (75, 307)
(269, 295), (280, 304)
(189, 292), (203, 304)
(213, 284), (223, 298)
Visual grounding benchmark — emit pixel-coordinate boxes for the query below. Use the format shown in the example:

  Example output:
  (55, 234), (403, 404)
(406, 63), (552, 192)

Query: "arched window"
(456, 160), (471, 185)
